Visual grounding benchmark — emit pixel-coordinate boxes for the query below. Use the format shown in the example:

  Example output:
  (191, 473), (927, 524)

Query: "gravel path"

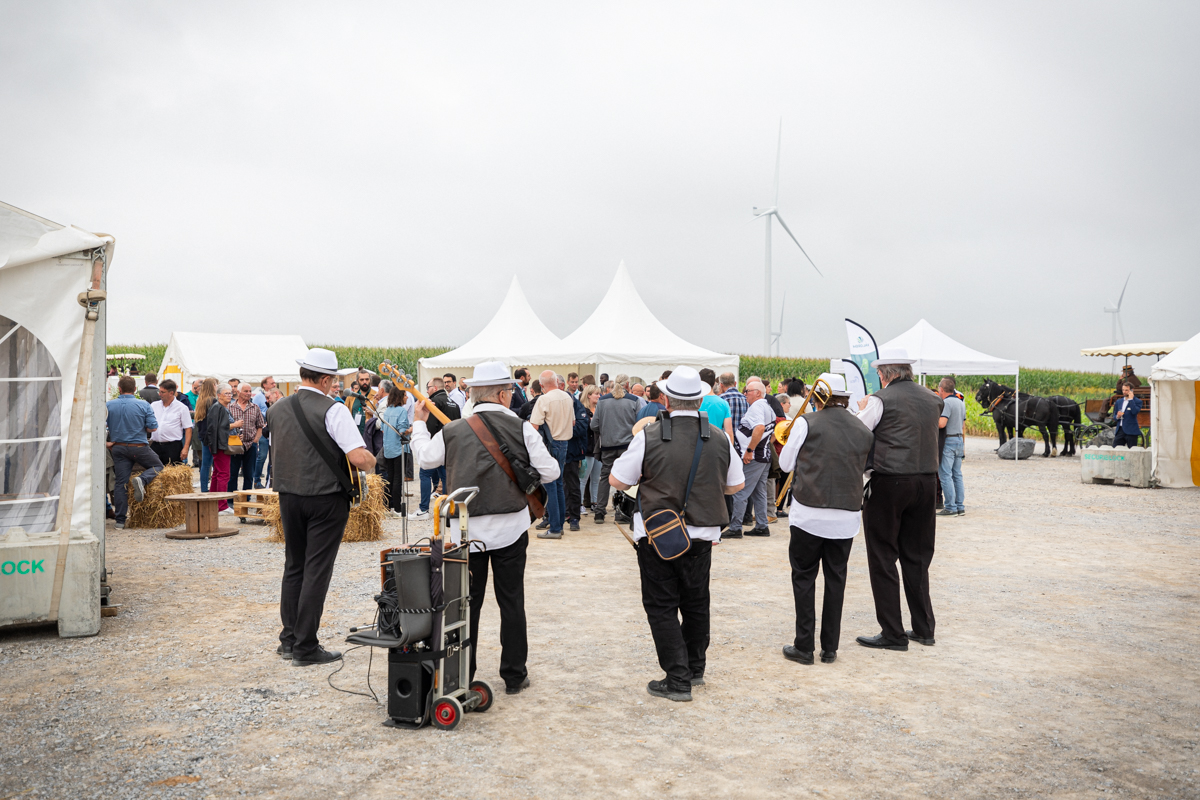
(2, 438), (1198, 799)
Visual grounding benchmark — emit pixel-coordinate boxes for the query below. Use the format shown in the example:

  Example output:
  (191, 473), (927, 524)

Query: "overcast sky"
(4, 1), (1197, 373)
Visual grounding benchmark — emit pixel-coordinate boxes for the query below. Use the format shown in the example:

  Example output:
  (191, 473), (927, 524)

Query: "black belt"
(945, 434), (963, 438)
(113, 442), (148, 447)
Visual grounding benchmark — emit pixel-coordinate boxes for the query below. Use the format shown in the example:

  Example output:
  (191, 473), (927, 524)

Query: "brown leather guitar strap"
(467, 415), (546, 518)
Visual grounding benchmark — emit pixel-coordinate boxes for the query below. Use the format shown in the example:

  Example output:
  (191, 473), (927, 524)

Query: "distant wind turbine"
(770, 290), (787, 356)
(753, 119), (821, 356)
(1104, 272), (1131, 372)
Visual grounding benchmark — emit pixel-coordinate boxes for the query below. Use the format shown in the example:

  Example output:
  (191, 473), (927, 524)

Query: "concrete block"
(1081, 445), (1152, 489)
(0, 528), (101, 637)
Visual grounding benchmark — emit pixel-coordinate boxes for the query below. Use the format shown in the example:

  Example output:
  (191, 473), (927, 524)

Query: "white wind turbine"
(770, 290), (787, 356)
(1104, 272), (1132, 371)
(753, 120), (821, 356)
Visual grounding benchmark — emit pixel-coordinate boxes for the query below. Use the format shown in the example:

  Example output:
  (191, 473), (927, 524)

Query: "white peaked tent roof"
(881, 318), (1018, 375)
(160, 331), (309, 385)
(1150, 329), (1200, 382)
(532, 261), (738, 368)
(420, 275), (562, 369)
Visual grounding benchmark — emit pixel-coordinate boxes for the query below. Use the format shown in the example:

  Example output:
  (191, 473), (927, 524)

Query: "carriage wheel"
(432, 696), (462, 730)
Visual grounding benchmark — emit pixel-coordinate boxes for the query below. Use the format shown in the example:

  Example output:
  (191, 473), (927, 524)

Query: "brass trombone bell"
(773, 378), (835, 447)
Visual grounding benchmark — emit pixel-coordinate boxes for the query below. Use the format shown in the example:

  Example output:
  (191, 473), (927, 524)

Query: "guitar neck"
(379, 364), (452, 425)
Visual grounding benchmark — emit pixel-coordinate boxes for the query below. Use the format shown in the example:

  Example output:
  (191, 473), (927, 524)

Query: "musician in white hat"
(608, 366), (745, 702)
(410, 360), (560, 696)
(852, 348), (943, 652)
(777, 388), (873, 666)
(268, 348), (376, 667)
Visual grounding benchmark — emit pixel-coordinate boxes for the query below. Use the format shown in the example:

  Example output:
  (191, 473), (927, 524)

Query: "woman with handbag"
(379, 384), (412, 518)
(204, 382), (237, 513)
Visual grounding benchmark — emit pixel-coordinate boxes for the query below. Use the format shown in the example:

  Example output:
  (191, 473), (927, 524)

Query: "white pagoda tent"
(881, 319), (1018, 378)
(527, 261), (739, 382)
(1150, 329), (1200, 488)
(417, 276), (563, 388)
(158, 331), (310, 395)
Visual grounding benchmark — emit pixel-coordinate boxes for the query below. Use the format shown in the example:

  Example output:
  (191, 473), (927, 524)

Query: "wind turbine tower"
(753, 120), (821, 356)
(1104, 272), (1131, 372)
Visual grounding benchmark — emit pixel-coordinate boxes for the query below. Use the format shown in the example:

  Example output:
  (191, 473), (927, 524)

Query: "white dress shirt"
(855, 395), (884, 431)
(149, 398), (193, 442)
(778, 415), (868, 540)
(448, 388), (467, 411)
(269, 386), (364, 454)
(410, 403), (560, 551)
(610, 411), (746, 543)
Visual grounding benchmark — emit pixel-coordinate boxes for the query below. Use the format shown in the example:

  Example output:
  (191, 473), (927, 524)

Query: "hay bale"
(263, 472), (387, 543)
(126, 464), (194, 529)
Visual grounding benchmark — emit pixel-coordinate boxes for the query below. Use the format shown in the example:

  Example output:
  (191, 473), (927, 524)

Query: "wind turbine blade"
(772, 212), (822, 277)
(1116, 272), (1131, 310)
(774, 118), (782, 207)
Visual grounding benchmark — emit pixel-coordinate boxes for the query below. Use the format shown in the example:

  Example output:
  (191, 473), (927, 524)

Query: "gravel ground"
(2, 437), (1198, 799)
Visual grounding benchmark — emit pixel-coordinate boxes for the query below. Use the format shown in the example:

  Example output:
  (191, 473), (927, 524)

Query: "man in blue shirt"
(635, 384), (666, 422)
(106, 375), (163, 529)
(1113, 381), (1143, 448)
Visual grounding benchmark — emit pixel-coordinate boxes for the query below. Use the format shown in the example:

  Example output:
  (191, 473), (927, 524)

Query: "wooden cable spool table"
(164, 493), (240, 539)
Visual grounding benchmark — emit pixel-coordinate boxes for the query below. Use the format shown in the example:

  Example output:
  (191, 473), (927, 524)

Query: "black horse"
(1048, 395), (1081, 456)
(975, 379), (1058, 457)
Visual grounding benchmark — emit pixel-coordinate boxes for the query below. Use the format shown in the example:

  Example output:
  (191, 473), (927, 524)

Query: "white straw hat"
(295, 348), (339, 375)
(661, 366), (706, 401)
(463, 360), (516, 387)
(870, 348), (916, 368)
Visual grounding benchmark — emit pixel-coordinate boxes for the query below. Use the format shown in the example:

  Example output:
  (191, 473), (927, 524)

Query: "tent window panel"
(1, 442), (62, 534)
(0, 314), (64, 535)
(0, 379), (62, 441)
(0, 322), (60, 379)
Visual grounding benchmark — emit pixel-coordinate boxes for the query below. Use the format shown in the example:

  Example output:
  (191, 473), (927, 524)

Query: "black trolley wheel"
(432, 695), (462, 730)
(469, 680), (494, 713)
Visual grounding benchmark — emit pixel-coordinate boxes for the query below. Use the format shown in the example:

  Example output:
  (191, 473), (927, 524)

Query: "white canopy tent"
(1150, 330), (1200, 488)
(1, 200), (112, 636)
(160, 331), (309, 393)
(525, 261), (740, 381)
(417, 276), (564, 389)
(881, 319), (1019, 377)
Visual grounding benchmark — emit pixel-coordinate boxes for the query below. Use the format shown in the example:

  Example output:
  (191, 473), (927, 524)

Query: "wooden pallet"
(233, 489), (278, 522)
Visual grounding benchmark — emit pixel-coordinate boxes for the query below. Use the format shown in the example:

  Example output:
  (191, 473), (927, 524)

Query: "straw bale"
(263, 472), (386, 543)
(126, 464), (194, 529)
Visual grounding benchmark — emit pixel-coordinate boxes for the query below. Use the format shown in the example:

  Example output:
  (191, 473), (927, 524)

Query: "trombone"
(773, 378), (834, 507)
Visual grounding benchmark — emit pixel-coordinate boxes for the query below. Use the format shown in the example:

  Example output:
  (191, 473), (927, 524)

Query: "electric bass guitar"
(378, 361), (452, 425)
(346, 455), (368, 508)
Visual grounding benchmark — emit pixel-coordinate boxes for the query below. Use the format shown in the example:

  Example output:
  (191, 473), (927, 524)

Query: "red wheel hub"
(436, 701), (457, 725)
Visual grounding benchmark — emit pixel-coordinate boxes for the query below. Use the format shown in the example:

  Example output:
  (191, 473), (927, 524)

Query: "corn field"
(107, 344), (450, 378)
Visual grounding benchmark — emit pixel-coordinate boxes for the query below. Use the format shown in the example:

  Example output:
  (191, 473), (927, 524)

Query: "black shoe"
(820, 650), (837, 664)
(905, 630), (936, 646)
(292, 647), (342, 667)
(782, 645), (814, 665)
(690, 674), (705, 687)
(956, 509), (965, 516)
(505, 677), (530, 695)
(646, 679), (692, 702)
(536, 518), (551, 530)
(276, 644), (293, 659)
(569, 520), (580, 532)
(593, 512), (606, 524)
(720, 528), (743, 540)
(936, 508), (956, 517)
(855, 633), (909, 651)
(744, 527), (771, 537)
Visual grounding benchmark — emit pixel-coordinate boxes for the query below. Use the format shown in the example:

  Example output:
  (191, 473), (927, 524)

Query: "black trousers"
(278, 492), (350, 658)
(789, 526), (853, 653)
(1113, 429), (1138, 448)
(469, 532), (529, 688)
(150, 439), (185, 466)
(383, 455), (407, 513)
(110, 444), (164, 524)
(862, 474), (936, 642)
(564, 459), (582, 522)
(637, 538), (712, 692)
(594, 446), (627, 512)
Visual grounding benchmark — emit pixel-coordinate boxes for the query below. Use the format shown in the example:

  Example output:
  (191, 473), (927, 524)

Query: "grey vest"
(791, 408), (874, 511)
(267, 390), (347, 497)
(871, 379), (944, 476)
(442, 408), (531, 518)
(638, 415), (731, 529)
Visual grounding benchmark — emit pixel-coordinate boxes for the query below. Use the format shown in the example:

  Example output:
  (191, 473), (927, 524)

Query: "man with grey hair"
(609, 366), (744, 702)
(589, 373), (640, 523)
(724, 379), (775, 538)
(531, 369), (575, 538)
(853, 349), (943, 652)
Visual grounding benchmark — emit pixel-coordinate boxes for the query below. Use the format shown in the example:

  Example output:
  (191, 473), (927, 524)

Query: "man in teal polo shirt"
(106, 375), (163, 529)
(698, 368), (733, 440)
